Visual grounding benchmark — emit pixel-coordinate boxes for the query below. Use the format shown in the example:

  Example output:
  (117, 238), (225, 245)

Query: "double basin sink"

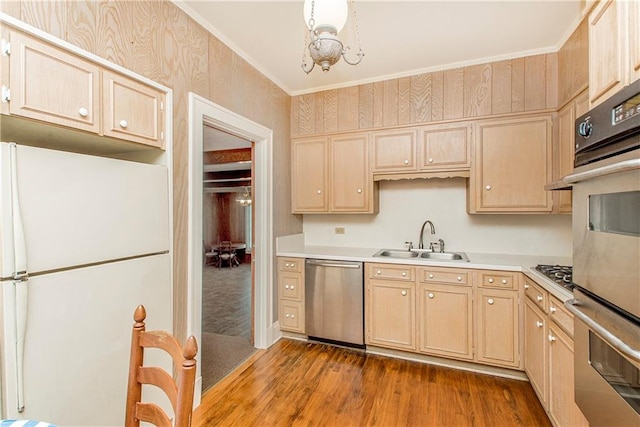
(373, 249), (470, 262)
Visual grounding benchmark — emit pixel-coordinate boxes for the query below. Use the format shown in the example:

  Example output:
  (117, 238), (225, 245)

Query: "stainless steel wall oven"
(565, 78), (640, 427)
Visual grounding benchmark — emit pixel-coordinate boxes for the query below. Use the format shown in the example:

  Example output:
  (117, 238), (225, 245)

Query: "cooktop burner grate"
(534, 264), (575, 291)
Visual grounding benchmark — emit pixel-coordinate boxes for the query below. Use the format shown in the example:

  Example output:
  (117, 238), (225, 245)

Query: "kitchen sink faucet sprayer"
(418, 220), (436, 249)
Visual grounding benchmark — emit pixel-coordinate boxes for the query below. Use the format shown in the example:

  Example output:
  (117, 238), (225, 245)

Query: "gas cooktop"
(534, 264), (575, 292)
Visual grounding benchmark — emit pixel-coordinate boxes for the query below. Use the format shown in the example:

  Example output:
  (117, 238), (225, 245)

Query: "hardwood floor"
(193, 339), (551, 427)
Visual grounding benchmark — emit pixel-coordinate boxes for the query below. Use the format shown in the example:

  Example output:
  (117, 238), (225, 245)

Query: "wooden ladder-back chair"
(125, 305), (198, 427)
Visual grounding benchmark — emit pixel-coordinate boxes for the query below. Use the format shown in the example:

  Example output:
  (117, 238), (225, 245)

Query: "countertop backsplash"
(302, 179), (572, 257)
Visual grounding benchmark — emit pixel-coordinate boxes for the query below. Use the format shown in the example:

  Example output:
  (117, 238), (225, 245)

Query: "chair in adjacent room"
(125, 305), (198, 427)
(203, 242), (218, 266)
(217, 241), (239, 268)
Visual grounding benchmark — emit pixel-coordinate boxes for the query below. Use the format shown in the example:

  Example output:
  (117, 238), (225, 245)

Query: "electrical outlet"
(335, 227), (345, 235)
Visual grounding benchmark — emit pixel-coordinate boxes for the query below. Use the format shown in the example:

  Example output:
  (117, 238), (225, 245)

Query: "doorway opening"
(188, 94), (274, 406)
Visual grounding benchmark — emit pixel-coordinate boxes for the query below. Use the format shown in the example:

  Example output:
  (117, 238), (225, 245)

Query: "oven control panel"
(613, 93), (640, 125)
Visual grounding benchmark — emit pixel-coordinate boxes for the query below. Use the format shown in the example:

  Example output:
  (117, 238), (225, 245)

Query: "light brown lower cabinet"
(476, 287), (520, 368)
(523, 277), (589, 427)
(278, 257), (305, 333)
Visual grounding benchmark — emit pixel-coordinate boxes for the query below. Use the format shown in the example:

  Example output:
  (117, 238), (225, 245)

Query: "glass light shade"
(303, 0), (348, 33)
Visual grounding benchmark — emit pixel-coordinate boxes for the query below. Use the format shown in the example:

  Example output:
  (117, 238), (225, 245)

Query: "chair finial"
(133, 304), (146, 323)
(183, 335), (198, 362)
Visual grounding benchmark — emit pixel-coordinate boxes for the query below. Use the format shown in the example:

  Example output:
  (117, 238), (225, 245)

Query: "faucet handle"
(438, 238), (445, 253)
(404, 241), (414, 251)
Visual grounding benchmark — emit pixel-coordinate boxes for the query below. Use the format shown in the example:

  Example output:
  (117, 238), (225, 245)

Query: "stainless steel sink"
(375, 249), (419, 258)
(373, 249), (469, 262)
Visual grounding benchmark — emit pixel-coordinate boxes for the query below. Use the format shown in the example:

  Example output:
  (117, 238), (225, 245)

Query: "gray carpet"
(201, 263), (256, 391)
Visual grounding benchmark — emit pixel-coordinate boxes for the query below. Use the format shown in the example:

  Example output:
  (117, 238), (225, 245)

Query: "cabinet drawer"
(369, 264), (415, 281)
(478, 271), (519, 290)
(279, 273), (302, 300)
(524, 277), (548, 312)
(279, 257), (303, 272)
(418, 267), (470, 286)
(280, 300), (304, 333)
(549, 295), (573, 337)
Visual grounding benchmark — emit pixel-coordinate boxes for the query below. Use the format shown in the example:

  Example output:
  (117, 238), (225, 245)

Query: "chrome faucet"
(418, 220), (436, 249)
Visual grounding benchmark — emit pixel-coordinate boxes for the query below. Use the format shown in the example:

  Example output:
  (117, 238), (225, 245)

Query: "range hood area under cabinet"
(291, 113), (556, 215)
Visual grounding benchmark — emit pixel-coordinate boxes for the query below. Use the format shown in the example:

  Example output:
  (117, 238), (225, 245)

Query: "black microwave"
(575, 78), (640, 167)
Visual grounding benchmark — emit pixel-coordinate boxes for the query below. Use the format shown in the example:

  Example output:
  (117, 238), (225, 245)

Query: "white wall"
(303, 178), (572, 257)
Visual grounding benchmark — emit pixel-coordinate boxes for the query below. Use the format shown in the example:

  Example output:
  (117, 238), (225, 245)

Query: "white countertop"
(276, 235), (574, 302)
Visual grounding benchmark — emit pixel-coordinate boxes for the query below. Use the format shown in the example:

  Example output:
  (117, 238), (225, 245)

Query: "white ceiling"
(175, 0), (583, 96)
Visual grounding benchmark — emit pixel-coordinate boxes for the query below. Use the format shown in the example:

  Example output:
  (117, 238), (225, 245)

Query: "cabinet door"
(418, 283), (473, 360)
(102, 70), (165, 148)
(366, 280), (415, 351)
(370, 129), (417, 173)
(329, 134), (372, 212)
(524, 299), (548, 406)
(472, 116), (552, 213)
(476, 288), (519, 368)
(8, 31), (100, 133)
(589, 0), (626, 107)
(280, 300), (304, 333)
(630, 0), (640, 83)
(420, 123), (471, 171)
(548, 322), (589, 427)
(291, 138), (328, 212)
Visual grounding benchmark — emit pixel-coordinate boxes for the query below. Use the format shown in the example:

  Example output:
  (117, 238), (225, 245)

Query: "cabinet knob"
(119, 119), (128, 128)
(285, 314), (290, 318)
(549, 306), (557, 313)
(502, 279), (508, 284)
(401, 272), (407, 277)
(428, 158), (433, 163)
(291, 263), (296, 268)
(457, 276), (462, 281)
(291, 314), (295, 319)
(290, 285), (295, 290)
(285, 263), (290, 267)
(317, 189), (322, 194)
(548, 334), (556, 342)
(487, 298), (494, 305)
(403, 159), (409, 165)
(485, 185), (491, 190)
(78, 107), (89, 117)
(488, 278), (494, 283)
(357, 188), (362, 193)
(285, 285), (290, 289)
(428, 274), (434, 279)
(428, 292), (434, 299)
(537, 295), (544, 302)
(377, 270), (382, 275)
(401, 290), (407, 296)
(536, 321), (543, 328)
(524, 284), (530, 289)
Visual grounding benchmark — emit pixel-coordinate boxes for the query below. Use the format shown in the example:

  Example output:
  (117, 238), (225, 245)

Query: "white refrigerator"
(0, 142), (172, 426)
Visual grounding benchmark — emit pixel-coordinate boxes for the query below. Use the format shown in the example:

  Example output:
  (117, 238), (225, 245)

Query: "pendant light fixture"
(301, 0), (364, 74)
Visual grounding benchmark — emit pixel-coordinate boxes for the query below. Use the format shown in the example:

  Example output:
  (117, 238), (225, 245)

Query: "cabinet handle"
(537, 295), (544, 302)
(548, 334), (556, 342)
(377, 270), (382, 275)
(485, 185), (491, 190)
(488, 278), (494, 283)
(403, 159), (409, 165)
(357, 188), (362, 193)
(502, 279), (508, 284)
(524, 284), (530, 289)
(487, 298), (494, 305)
(401, 290), (407, 296)
(549, 306), (557, 313)
(457, 276), (462, 281)
(119, 119), (128, 128)
(428, 292), (434, 299)
(78, 107), (89, 117)
(428, 158), (433, 163)
(536, 321), (543, 328)
(428, 273), (434, 279)
(401, 272), (407, 277)
(317, 189), (322, 194)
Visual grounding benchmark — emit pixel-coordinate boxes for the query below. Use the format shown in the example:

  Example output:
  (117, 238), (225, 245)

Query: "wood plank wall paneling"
(558, 17), (589, 107)
(292, 52), (559, 137)
(15, 0), (300, 341)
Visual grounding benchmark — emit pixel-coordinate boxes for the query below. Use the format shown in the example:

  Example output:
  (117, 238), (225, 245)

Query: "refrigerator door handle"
(9, 143), (28, 413)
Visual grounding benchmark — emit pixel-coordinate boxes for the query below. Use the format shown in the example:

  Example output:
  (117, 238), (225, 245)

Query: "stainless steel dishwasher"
(305, 259), (364, 347)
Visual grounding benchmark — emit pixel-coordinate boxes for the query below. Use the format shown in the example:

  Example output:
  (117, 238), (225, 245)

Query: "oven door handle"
(564, 158), (640, 184)
(566, 299), (640, 363)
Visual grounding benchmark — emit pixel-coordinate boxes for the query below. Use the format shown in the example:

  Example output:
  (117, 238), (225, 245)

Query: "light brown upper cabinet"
(7, 30), (100, 134)
(370, 129), (418, 173)
(420, 123), (472, 171)
(291, 134), (377, 214)
(470, 115), (553, 213)
(589, 0), (638, 107)
(3, 30), (166, 149)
